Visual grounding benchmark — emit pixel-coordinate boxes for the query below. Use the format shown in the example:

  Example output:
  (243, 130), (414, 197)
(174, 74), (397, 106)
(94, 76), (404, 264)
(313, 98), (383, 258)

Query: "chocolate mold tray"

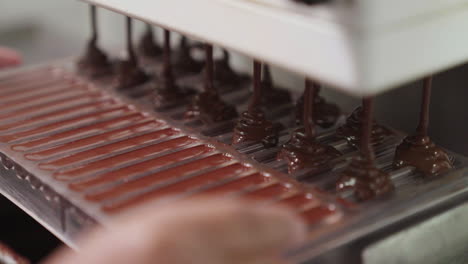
(0, 61), (467, 263)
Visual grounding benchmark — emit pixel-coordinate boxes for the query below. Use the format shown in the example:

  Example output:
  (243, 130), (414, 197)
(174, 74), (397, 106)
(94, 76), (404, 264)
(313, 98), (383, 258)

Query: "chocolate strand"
(303, 79), (317, 140)
(262, 64), (273, 89)
(162, 29), (174, 87)
(361, 97), (376, 162)
(204, 44), (215, 94)
(90, 6), (98, 44)
(249, 61), (262, 112)
(417, 76), (432, 137)
(126, 17), (136, 63)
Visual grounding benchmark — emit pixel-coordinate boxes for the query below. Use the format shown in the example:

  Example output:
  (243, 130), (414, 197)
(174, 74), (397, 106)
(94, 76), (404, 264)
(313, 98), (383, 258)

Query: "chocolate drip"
(138, 24), (162, 58)
(260, 65), (292, 106)
(295, 85), (340, 129)
(77, 5), (112, 78)
(185, 45), (237, 124)
(173, 36), (204, 76)
(153, 30), (194, 108)
(232, 61), (280, 147)
(214, 49), (245, 86)
(278, 79), (340, 173)
(336, 98), (394, 201)
(116, 17), (149, 89)
(336, 105), (393, 148)
(394, 76), (453, 176)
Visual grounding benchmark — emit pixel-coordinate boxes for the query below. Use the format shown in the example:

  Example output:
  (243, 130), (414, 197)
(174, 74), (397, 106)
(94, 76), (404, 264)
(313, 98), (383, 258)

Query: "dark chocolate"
(260, 65), (292, 106)
(185, 45), (237, 124)
(336, 98), (394, 201)
(153, 30), (194, 108)
(336, 106), (392, 148)
(138, 24), (162, 58)
(115, 17), (149, 89)
(295, 85), (340, 129)
(173, 36), (204, 76)
(77, 5), (112, 78)
(232, 61), (280, 147)
(393, 76), (453, 176)
(278, 80), (340, 173)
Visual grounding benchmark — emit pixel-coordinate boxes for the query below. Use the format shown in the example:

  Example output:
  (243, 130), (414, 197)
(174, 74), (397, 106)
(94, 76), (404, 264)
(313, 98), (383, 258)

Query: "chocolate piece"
(153, 30), (194, 108)
(394, 76), (453, 176)
(336, 106), (392, 148)
(336, 98), (394, 201)
(261, 65), (292, 106)
(185, 45), (237, 124)
(295, 85), (340, 129)
(77, 5), (112, 78)
(278, 80), (340, 173)
(232, 61), (280, 147)
(116, 17), (149, 89)
(214, 49), (244, 86)
(138, 24), (162, 58)
(173, 36), (204, 76)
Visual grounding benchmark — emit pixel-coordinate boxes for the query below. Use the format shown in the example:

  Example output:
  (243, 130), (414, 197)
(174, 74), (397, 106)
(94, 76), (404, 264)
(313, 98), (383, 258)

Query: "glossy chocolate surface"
(185, 45), (237, 124)
(279, 80), (340, 173)
(115, 17), (149, 89)
(393, 77), (453, 176)
(336, 98), (394, 201)
(336, 106), (393, 148)
(232, 61), (280, 147)
(77, 6), (112, 78)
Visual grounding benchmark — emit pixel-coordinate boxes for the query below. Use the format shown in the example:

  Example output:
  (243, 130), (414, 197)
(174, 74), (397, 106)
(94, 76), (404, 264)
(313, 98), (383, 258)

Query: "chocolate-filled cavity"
(336, 158), (394, 201)
(336, 98), (394, 201)
(232, 61), (280, 147)
(173, 36), (204, 76)
(77, 5), (112, 78)
(214, 49), (245, 87)
(153, 30), (194, 108)
(185, 45), (237, 124)
(260, 65), (292, 107)
(393, 77), (453, 176)
(279, 80), (340, 173)
(138, 24), (162, 58)
(295, 86), (340, 129)
(336, 106), (393, 148)
(116, 17), (149, 90)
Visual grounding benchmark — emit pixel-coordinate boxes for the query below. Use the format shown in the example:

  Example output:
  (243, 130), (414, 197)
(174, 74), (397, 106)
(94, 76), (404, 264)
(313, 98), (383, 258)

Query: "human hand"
(43, 198), (307, 264)
(0, 47), (22, 69)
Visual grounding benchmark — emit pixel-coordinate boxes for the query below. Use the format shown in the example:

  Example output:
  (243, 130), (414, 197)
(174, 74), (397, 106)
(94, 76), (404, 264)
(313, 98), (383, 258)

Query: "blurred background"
(0, 0), (467, 261)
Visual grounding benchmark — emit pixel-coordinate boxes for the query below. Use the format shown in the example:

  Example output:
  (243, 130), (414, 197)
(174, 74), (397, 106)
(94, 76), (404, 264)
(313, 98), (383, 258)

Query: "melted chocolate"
(232, 61), (280, 147)
(336, 106), (393, 148)
(138, 24), (162, 58)
(336, 98), (394, 201)
(295, 85), (340, 129)
(278, 80), (340, 173)
(173, 36), (204, 76)
(214, 49), (244, 86)
(115, 17), (149, 89)
(153, 30), (194, 108)
(393, 76), (453, 176)
(260, 65), (292, 106)
(185, 45), (237, 124)
(77, 5), (112, 78)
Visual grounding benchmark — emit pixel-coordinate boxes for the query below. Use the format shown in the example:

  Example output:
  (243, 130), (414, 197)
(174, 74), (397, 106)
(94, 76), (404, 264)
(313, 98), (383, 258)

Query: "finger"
(0, 47), (22, 68)
(42, 198), (307, 264)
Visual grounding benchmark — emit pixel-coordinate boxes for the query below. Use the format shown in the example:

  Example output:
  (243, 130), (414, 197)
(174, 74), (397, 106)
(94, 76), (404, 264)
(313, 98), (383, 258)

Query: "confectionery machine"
(1, 0), (467, 263)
